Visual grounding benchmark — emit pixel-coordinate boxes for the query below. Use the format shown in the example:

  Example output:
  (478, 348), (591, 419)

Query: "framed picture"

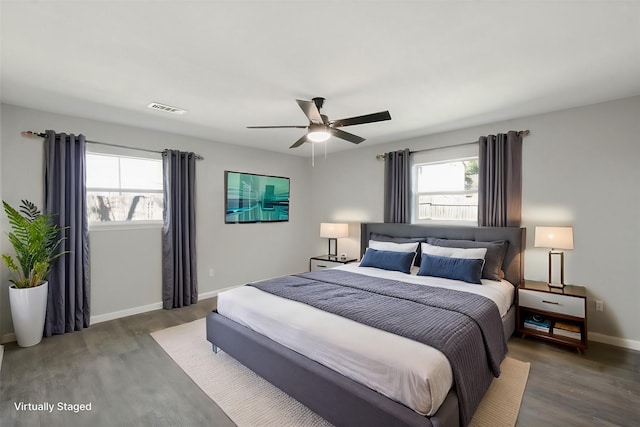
(224, 171), (290, 224)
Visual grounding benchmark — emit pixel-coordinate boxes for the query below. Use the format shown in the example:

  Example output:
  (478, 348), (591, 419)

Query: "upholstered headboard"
(360, 223), (525, 286)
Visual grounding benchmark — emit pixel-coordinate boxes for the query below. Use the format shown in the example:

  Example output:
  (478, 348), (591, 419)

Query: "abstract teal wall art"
(224, 171), (290, 223)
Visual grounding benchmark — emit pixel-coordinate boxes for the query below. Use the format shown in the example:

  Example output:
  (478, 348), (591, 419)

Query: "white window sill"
(89, 221), (163, 232)
(412, 219), (478, 227)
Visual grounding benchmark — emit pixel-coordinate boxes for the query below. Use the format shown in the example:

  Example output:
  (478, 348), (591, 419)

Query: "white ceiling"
(2, 1), (639, 156)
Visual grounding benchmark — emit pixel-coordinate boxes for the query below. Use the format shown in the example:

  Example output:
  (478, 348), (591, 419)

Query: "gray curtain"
(383, 148), (411, 223)
(478, 131), (522, 227)
(162, 149), (198, 309)
(43, 130), (90, 336)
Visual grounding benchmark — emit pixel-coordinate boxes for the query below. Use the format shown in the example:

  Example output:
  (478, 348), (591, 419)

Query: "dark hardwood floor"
(1, 298), (639, 427)
(1, 298), (234, 427)
(508, 336), (640, 426)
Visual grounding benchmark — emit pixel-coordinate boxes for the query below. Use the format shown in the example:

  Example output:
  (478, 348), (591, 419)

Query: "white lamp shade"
(534, 226), (574, 250)
(320, 223), (349, 239)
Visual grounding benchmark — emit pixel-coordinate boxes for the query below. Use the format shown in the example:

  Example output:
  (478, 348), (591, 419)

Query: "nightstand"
(309, 255), (358, 272)
(517, 280), (588, 352)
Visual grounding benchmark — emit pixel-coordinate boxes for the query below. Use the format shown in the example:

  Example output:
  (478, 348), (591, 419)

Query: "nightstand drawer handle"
(542, 300), (560, 305)
(316, 264), (328, 268)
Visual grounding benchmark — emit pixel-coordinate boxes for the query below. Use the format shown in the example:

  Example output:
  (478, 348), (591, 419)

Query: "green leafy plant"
(2, 200), (67, 288)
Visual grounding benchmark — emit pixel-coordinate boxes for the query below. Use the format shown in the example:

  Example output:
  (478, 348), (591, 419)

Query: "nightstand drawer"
(519, 289), (585, 318)
(310, 259), (343, 271)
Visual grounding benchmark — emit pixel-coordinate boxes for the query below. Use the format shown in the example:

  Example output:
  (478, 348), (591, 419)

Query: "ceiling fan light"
(307, 131), (330, 142)
(307, 125), (331, 142)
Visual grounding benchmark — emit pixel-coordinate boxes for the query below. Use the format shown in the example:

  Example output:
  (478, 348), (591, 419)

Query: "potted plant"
(2, 200), (66, 347)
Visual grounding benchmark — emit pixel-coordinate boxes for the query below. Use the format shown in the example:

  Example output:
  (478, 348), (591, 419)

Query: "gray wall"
(0, 104), (315, 338)
(2, 96), (639, 348)
(310, 95), (640, 348)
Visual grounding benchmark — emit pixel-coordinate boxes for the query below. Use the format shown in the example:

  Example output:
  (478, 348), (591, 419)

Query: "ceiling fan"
(247, 97), (391, 148)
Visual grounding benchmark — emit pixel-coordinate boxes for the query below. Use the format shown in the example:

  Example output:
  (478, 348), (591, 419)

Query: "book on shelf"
(553, 321), (582, 339)
(553, 329), (581, 340)
(554, 321), (581, 333)
(524, 314), (551, 327)
(523, 320), (550, 333)
(524, 319), (550, 328)
(523, 314), (551, 333)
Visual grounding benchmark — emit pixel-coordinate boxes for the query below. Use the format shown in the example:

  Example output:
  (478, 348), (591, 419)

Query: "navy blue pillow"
(370, 233), (426, 266)
(426, 238), (508, 281)
(360, 248), (415, 274)
(417, 253), (484, 284)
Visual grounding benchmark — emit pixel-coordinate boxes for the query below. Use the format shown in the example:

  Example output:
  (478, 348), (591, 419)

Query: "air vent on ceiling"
(147, 102), (187, 115)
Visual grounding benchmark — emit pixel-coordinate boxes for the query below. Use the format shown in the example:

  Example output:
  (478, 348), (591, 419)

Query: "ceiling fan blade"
(247, 125), (308, 129)
(330, 111), (391, 128)
(296, 99), (323, 124)
(289, 134), (308, 148)
(329, 128), (365, 144)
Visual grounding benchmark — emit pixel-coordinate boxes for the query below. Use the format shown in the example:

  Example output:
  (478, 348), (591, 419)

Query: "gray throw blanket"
(249, 269), (508, 426)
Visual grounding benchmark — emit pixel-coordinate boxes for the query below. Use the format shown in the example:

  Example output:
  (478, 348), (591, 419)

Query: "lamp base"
(547, 282), (565, 289)
(548, 250), (566, 285)
(327, 238), (338, 257)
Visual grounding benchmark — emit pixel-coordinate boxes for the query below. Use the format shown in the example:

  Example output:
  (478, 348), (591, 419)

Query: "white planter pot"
(9, 281), (48, 347)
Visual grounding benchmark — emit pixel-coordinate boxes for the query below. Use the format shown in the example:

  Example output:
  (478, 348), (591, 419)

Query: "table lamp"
(534, 226), (574, 287)
(320, 223), (349, 257)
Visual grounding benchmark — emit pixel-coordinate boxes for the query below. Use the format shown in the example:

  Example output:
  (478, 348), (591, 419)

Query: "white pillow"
(369, 240), (419, 253)
(421, 242), (487, 260)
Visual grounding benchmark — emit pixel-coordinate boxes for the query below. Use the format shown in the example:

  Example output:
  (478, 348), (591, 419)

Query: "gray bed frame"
(206, 223), (525, 427)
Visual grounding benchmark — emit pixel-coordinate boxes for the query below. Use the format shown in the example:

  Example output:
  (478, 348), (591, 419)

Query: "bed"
(206, 223), (525, 427)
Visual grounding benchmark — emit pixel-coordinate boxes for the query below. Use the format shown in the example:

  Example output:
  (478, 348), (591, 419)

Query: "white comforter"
(216, 264), (514, 416)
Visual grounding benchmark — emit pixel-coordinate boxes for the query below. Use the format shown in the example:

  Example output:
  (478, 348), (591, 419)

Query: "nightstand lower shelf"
(518, 307), (587, 352)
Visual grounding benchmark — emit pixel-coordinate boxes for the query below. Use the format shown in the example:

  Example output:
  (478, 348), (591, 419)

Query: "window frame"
(411, 143), (479, 225)
(86, 149), (164, 229)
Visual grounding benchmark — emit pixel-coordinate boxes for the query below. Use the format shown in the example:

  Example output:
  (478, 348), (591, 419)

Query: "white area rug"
(151, 318), (529, 427)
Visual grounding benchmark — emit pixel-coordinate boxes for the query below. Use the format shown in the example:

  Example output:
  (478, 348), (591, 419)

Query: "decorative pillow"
(421, 242), (487, 260)
(417, 253), (484, 284)
(360, 248), (415, 274)
(426, 238), (509, 281)
(369, 239), (419, 266)
(369, 239), (419, 253)
(369, 233), (425, 266)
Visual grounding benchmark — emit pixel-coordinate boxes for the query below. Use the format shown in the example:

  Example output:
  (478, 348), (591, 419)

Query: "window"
(86, 153), (163, 223)
(412, 143), (479, 223)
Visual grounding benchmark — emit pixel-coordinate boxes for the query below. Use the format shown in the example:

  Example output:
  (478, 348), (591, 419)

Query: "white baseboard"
(0, 285), (242, 344)
(90, 301), (164, 325)
(90, 284), (241, 325)
(589, 331), (640, 352)
(198, 284), (240, 300)
(0, 333), (16, 345)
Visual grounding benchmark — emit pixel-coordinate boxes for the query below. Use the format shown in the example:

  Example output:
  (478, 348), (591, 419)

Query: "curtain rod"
(375, 129), (529, 160)
(21, 131), (205, 160)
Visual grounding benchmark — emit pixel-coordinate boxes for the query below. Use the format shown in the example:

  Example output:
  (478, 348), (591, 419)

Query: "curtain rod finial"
(21, 131), (46, 138)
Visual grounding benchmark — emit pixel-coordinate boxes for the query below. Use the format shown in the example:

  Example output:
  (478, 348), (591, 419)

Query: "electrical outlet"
(209, 268), (215, 277)
(595, 300), (604, 312)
